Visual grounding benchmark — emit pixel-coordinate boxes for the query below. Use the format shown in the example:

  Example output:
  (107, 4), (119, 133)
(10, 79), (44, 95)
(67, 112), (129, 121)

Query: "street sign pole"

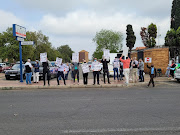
(19, 41), (23, 82)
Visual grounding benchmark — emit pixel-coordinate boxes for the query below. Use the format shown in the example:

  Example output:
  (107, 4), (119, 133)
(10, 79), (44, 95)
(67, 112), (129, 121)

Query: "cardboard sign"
(122, 46), (129, 57)
(56, 57), (62, 66)
(145, 57), (152, 63)
(40, 52), (47, 63)
(103, 49), (110, 60)
(81, 63), (90, 73)
(72, 53), (79, 63)
(92, 62), (102, 71)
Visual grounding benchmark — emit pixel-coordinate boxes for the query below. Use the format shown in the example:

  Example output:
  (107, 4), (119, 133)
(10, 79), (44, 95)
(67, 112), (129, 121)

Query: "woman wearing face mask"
(81, 60), (89, 85)
(91, 58), (101, 85)
(147, 64), (157, 87)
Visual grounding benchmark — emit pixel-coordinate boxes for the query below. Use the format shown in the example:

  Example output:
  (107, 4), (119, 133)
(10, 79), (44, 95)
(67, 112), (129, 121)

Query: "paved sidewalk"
(0, 73), (176, 90)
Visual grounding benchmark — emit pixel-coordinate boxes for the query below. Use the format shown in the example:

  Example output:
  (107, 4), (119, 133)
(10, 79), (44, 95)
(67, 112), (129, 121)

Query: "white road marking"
(61, 127), (180, 134)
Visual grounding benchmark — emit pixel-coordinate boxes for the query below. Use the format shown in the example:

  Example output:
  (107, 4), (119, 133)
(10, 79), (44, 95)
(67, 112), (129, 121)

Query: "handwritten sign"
(122, 46), (129, 57)
(72, 53), (79, 63)
(40, 52), (47, 63)
(81, 63), (90, 73)
(103, 49), (110, 60)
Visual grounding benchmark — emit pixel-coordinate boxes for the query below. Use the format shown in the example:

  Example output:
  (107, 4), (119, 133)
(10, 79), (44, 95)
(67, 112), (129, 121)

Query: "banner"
(40, 52), (47, 63)
(56, 57), (62, 66)
(72, 53), (79, 63)
(81, 63), (90, 73)
(103, 49), (110, 60)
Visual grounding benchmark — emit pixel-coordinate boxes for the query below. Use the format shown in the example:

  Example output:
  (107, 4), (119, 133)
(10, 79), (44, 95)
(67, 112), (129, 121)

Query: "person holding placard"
(42, 60), (50, 86)
(101, 57), (110, 84)
(92, 58), (101, 85)
(57, 63), (66, 85)
(120, 55), (131, 85)
(81, 60), (89, 85)
(72, 62), (80, 85)
(64, 63), (70, 80)
(112, 57), (120, 81)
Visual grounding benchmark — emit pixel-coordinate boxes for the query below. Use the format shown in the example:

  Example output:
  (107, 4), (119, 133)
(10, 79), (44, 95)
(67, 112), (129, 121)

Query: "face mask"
(94, 60), (97, 62)
(84, 62), (86, 63)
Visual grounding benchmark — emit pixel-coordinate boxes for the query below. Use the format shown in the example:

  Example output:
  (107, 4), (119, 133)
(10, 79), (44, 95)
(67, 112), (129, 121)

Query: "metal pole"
(19, 41), (23, 82)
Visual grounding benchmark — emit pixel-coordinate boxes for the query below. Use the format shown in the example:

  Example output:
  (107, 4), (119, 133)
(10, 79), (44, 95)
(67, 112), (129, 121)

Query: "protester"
(112, 57), (120, 81)
(33, 60), (40, 83)
(70, 63), (74, 81)
(57, 63), (66, 85)
(132, 57), (139, 83)
(42, 60), (50, 86)
(170, 60), (176, 80)
(72, 62), (79, 85)
(101, 56), (110, 84)
(64, 63), (70, 80)
(120, 55), (131, 85)
(165, 64), (170, 78)
(147, 64), (157, 87)
(25, 59), (33, 85)
(92, 58), (101, 85)
(138, 59), (144, 82)
(119, 60), (124, 80)
(81, 60), (89, 85)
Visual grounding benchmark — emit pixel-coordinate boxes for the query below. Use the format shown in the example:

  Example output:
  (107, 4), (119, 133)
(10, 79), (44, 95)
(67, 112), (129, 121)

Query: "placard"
(56, 57), (62, 66)
(122, 46), (129, 57)
(103, 49), (110, 60)
(145, 57), (152, 63)
(40, 52), (47, 63)
(81, 64), (90, 73)
(72, 53), (79, 63)
(92, 63), (102, 71)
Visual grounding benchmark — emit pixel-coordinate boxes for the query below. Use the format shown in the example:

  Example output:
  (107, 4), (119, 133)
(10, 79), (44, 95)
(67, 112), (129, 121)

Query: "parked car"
(174, 63), (180, 82)
(5, 64), (25, 80)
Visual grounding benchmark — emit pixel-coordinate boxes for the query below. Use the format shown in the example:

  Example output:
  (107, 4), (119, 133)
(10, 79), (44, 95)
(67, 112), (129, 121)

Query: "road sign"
(21, 41), (34, 45)
(13, 24), (26, 38)
(16, 37), (24, 42)
(145, 57), (152, 63)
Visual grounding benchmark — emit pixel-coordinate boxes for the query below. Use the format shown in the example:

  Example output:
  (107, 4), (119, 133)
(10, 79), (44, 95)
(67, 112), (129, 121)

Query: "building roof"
(79, 50), (89, 53)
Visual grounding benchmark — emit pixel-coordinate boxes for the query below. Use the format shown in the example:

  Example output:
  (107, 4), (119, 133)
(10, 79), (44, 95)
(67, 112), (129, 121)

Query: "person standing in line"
(70, 63), (74, 81)
(119, 60), (124, 80)
(81, 60), (89, 85)
(147, 64), (157, 87)
(120, 55), (131, 85)
(92, 58), (101, 85)
(132, 57), (139, 83)
(101, 56), (111, 84)
(138, 59), (144, 82)
(72, 62), (79, 85)
(33, 60), (40, 83)
(42, 60), (50, 86)
(64, 63), (70, 80)
(170, 60), (176, 80)
(57, 63), (66, 85)
(112, 57), (120, 81)
(25, 59), (33, 85)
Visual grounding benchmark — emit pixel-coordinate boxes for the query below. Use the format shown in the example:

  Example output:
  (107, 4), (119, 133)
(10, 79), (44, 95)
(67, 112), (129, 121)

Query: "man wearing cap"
(25, 59), (33, 85)
(33, 60), (40, 83)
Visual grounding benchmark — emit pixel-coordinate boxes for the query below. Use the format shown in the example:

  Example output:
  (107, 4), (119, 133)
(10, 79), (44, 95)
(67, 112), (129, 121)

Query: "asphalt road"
(0, 83), (180, 135)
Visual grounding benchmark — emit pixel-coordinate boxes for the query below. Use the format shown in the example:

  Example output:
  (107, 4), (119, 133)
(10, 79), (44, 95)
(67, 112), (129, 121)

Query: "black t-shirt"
(133, 61), (138, 68)
(42, 62), (49, 71)
(25, 65), (31, 73)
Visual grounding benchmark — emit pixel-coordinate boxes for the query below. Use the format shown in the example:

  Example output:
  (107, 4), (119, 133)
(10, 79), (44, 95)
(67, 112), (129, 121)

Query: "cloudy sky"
(0, 0), (172, 58)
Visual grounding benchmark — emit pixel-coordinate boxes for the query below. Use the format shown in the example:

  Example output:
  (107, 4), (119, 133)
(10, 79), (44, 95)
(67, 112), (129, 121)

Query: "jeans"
(120, 69), (123, 80)
(139, 70), (144, 82)
(43, 70), (50, 85)
(65, 71), (69, 80)
(83, 73), (88, 85)
(57, 71), (66, 85)
(103, 69), (110, 83)
(93, 71), (100, 84)
(148, 74), (155, 87)
(73, 70), (79, 83)
(26, 72), (32, 84)
(113, 68), (119, 80)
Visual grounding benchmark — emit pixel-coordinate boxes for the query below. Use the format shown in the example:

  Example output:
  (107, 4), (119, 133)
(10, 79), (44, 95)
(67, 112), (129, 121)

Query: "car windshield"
(12, 64), (24, 70)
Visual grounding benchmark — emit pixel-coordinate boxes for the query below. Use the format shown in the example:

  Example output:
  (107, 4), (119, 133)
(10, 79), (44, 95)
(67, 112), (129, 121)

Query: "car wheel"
(6, 76), (10, 80)
(177, 79), (180, 83)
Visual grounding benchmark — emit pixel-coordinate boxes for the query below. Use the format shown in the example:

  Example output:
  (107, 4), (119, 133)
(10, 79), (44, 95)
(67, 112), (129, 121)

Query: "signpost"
(13, 24), (34, 82)
(145, 57), (152, 63)
(21, 41), (34, 45)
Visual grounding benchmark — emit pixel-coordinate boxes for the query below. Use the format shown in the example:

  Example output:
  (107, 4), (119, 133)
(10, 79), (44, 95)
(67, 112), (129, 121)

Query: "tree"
(92, 29), (123, 59)
(57, 45), (74, 62)
(126, 24), (136, 52)
(147, 23), (157, 48)
(171, 0), (180, 30)
(140, 27), (149, 47)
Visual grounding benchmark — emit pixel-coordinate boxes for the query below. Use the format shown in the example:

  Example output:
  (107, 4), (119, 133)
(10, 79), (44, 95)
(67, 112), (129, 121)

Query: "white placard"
(72, 53), (79, 63)
(81, 63), (90, 73)
(122, 46), (129, 57)
(56, 57), (62, 66)
(40, 52), (47, 63)
(145, 57), (152, 63)
(92, 63), (102, 71)
(103, 49), (110, 60)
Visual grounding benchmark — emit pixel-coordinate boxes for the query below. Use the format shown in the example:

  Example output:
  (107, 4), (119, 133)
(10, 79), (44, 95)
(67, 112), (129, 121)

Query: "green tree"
(171, 0), (180, 30)
(126, 24), (136, 52)
(147, 23), (157, 48)
(57, 45), (74, 62)
(92, 29), (123, 59)
(165, 29), (177, 47)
